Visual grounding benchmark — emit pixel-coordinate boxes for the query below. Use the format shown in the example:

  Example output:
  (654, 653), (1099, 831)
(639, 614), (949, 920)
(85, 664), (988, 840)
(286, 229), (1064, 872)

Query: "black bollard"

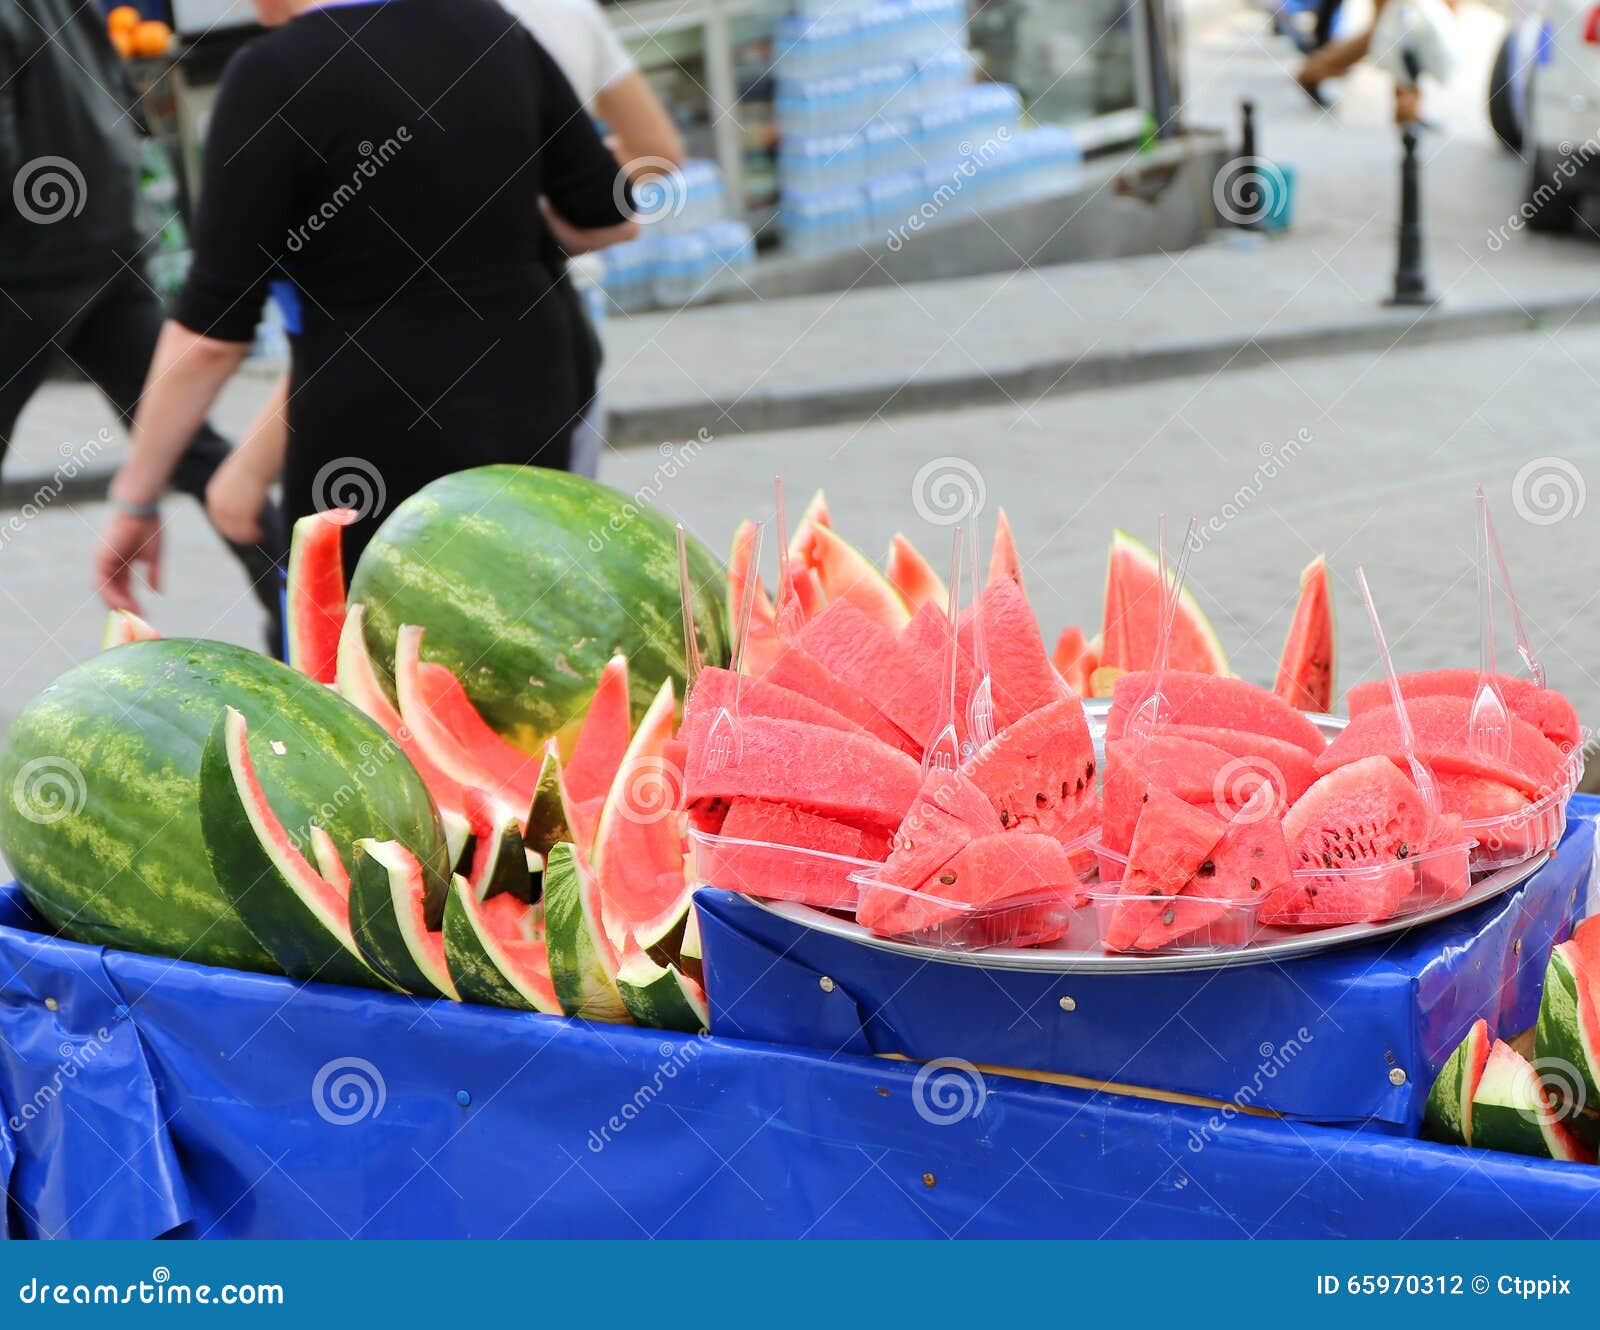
(1387, 122), (1437, 307)
(1237, 100), (1262, 228)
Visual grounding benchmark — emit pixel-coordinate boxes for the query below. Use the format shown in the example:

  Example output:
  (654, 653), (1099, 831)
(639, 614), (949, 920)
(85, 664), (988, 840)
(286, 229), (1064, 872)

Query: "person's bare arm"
(97, 321), (249, 611)
(594, 70), (684, 172)
(207, 374), (289, 544)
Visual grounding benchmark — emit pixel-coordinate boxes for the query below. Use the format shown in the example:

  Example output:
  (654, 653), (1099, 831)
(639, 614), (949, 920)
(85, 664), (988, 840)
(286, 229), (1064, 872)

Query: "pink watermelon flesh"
(794, 520), (910, 631)
(685, 716), (920, 832)
(1108, 669), (1328, 756)
(1051, 626), (1095, 697)
(286, 508), (355, 685)
(885, 533), (947, 612)
(964, 696), (1098, 848)
(895, 601), (975, 749)
(858, 831), (1079, 946)
(1101, 735), (1237, 855)
(988, 509), (1023, 589)
(1118, 790), (1290, 952)
(1104, 790), (1227, 951)
(564, 656), (631, 810)
(1346, 670), (1581, 752)
(1315, 694), (1566, 798)
(699, 801), (887, 909)
(1273, 554), (1335, 714)
(1259, 756), (1432, 927)
(760, 642), (918, 755)
(798, 600), (930, 748)
(1100, 533), (1226, 676)
(1432, 772), (1542, 862)
(476, 891), (561, 1011)
(1158, 723), (1317, 806)
(873, 769), (1001, 895)
(682, 666), (869, 751)
(336, 605), (470, 818)
(728, 519), (784, 676)
(958, 579), (1065, 729)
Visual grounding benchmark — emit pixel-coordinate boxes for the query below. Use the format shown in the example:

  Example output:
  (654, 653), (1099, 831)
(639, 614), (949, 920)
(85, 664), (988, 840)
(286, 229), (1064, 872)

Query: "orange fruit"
(111, 28), (136, 58)
(131, 19), (172, 57)
(107, 5), (141, 35)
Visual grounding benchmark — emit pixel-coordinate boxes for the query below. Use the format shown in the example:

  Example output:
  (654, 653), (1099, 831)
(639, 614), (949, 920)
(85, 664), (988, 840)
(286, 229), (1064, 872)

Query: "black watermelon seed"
(1197, 860), (1215, 878)
(1162, 907), (1176, 926)
(938, 872), (957, 885)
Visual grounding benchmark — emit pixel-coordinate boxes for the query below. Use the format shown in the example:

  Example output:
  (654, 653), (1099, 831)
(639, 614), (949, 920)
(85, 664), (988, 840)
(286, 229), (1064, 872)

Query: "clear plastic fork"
(1126, 515), (1199, 751)
(1469, 488), (1514, 765)
(921, 527), (964, 780)
(1481, 490), (1546, 689)
(704, 521), (765, 776)
(675, 522), (704, 703)
(964, 521), (996, 753)
(1356, 565), (1441, 817)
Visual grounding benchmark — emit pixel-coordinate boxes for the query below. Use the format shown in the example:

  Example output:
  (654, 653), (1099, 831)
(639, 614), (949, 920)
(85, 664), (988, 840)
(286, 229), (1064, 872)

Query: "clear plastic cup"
(690, 826), (882, 912)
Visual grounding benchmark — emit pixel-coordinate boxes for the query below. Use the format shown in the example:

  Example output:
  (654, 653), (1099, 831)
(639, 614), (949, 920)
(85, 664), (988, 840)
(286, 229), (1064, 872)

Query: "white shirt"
(499, 0), (636, 105)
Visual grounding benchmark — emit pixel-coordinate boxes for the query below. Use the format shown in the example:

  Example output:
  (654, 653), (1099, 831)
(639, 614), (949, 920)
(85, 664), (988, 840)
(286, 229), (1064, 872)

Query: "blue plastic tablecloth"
(703, 798), (1599, 1133)
(0, 804), (1596, 1238)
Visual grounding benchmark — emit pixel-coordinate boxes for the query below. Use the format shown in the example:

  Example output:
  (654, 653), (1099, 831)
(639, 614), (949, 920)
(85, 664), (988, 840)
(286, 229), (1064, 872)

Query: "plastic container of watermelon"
(1255, 838), (1478, 931)
(689, 826), (881, 913)
(1088, 846), (1266, 955)
(844, 830), (1100, 952)
(1462, 737), (1588, 873)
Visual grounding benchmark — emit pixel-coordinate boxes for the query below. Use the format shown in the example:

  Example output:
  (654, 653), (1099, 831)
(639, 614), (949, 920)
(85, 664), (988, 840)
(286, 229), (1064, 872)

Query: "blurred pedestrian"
(0, 0), (283, 640)
(96, 0), (638, 613)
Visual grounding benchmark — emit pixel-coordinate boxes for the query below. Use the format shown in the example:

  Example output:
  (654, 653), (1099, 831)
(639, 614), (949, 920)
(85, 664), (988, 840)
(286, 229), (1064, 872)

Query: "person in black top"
(1, 0), (283, 637)
(96, 0), (636, 612)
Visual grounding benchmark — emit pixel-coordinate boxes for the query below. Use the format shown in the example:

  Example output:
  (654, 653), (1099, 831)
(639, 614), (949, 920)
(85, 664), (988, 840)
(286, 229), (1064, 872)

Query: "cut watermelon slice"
(591, 679), (689, 952)
(543, 841), (628, 1022)
(443, 818), (560, 1013)
(866, 769), (1000, 899)
(285, 508), (356, 685)
(760, 641), (918, 755)
(394, 624), (541, 819)
(100, 608), (161, 649)
(1101, 734), (1236, 855)
(681, 666), (870, 749)
(958, 578), (1064, 730)
(686, 715), (921, 832)
(893, 601), (976, 750)
(307, 825), (350, 893)
(1423, 1017), (1491, 1146)
(564, 654), (631, 811)
(1274, 554), (1335, 713)
(722, 800), (889, 861)
(988, 508), (1023, 590)
(524, 748), (579, 861)
(615, 950), (708, 1033)
(1315, 694), (1567, 798)
(790, 488), (831, 549)
(1050, 627), (1096, 697)
(1108, 669), (1328, 756)
(885, 533), (947, 611)
(798, 599), (931, 746)
(198, 706), (388, 990)
(1259, 756), (1431, 927)
(1100, 528), (1228, 676)
(728, 519), (782, 675)
(1471, 1039), (1596, 1163)
(965, 696), (1097, 847)
(1534, 916), (1600, 1137)
(336, 604), (470, 817)
(1346, 669), (1581, 752)
(858, 830), (1080, 944)
(697, 799), (890, 910)
(793, 520), (910, 631)
(1115, 789), (1288, 952)
(350, 838), (456, 999)
(1158, 723), (1318, 806)
(1103, 789), (1227, 952)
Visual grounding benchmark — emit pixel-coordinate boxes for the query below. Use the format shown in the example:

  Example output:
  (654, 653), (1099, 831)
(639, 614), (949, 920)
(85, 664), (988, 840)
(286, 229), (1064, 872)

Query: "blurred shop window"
(969, 0), (1142, 123)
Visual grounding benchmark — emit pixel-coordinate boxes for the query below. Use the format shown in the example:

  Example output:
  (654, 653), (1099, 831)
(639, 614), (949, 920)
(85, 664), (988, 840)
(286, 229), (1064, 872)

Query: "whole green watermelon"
(0, 639), (449, 972)
(350, 465), (730, 751)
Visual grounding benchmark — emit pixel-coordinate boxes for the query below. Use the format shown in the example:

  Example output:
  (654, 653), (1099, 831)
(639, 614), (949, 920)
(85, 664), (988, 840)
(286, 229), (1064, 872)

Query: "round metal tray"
(746, 854), (1546, 973)
(743, 699), (1551, 973)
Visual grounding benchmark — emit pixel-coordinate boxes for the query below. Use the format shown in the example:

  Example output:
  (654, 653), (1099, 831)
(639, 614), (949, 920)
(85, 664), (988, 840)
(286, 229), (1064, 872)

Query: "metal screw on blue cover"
(44, 997), (58, 1012)
(819, 975), (836, 993)
(1058, 996), (1077, 1013)
(456, 1089), (472, 1107)
(1388, 1068), (1407, 1087)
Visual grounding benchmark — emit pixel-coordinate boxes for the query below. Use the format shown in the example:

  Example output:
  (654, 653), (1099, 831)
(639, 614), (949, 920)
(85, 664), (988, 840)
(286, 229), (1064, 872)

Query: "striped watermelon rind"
(615, 952), (708, 1033)
(0, 639), (449, 974)
(524, 749), (577, 862)
(544, 841), (628, 1022)
(1422, 1017), (1490, 1146)
(1534, 935), (1600, 1117)
(442, 875), (559, 1013)
(349, 838), (457, 999)
(199, 707), (392, 990)
(349, 466), (730, 752)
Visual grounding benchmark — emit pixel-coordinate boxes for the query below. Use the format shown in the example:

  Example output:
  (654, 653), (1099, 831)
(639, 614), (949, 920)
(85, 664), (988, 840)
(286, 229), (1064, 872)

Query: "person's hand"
(95, 509), (163, 614)
(206, 447), (271, 545)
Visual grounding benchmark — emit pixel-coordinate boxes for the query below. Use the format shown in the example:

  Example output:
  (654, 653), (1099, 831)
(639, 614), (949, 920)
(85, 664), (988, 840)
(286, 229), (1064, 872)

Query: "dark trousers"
(0, 264), (285, 638)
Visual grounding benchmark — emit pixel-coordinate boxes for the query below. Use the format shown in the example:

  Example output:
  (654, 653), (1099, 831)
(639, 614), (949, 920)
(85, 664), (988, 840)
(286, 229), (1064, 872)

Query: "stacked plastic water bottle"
(600, 159), (758, 312)
(775, 0), (1084, 257)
